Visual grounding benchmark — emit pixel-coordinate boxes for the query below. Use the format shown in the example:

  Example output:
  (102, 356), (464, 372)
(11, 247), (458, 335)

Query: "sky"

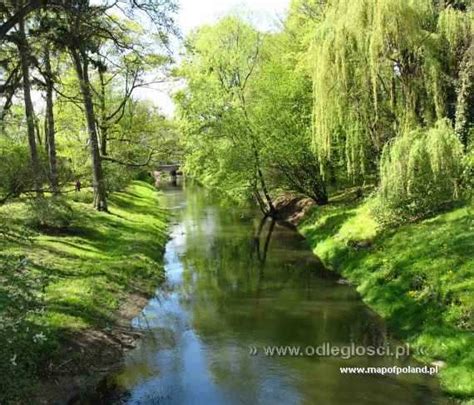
(138, 0), (290, 117)
(178, 0), (289, 34)
(24, 0), (289, 118)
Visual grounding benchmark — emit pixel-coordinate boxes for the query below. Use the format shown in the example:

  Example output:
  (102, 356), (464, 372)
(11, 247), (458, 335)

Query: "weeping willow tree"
(379, 119), (464, 220)
(438, 7), (474, 147)
(310, 0), (473, 183)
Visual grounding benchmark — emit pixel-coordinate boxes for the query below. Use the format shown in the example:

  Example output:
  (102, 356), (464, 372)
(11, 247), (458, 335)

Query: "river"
(103, 182), (444, 404)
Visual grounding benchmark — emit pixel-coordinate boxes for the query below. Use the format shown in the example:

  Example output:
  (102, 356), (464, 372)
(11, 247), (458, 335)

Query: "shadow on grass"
(302, 210), (356, 246)
(0, 181), (169, 402)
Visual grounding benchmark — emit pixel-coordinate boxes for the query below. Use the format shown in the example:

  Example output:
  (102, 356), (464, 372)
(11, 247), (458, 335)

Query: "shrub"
(26, 198), (75, 231)
(460, 149), (474, 197)
(0, 142), (38, 199)
(104, 163), (134, 192)
(0, 255), (56, 402)
(71, 189), (94, 204)
(375, 119), (465, 223)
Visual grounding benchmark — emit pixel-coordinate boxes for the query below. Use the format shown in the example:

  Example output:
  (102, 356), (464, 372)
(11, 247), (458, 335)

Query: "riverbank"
(296, 193), (473, 399)
(0, 181), (168, 403)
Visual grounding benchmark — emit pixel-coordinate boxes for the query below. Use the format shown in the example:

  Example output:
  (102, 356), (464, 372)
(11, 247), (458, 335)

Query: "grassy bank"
(299, 195), (473, 398)
(0, 181), (168, 403)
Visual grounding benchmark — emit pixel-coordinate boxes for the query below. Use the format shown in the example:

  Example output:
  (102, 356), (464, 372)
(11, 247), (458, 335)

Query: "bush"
(71, 189), (94, 204)
(0, 255), (57, 402)
(0, 141), (77, 200)
(460, 149), (474, 197)
(375, 119), (465, 223)
(0, 142), (38, 199)
(26, 198), (75, 231)
(104, 163), (134, 192)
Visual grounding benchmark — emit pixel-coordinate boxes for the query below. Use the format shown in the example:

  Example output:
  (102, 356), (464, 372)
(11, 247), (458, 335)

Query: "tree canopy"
(176, 0), (472, 220)
(1, 0), (180, 209)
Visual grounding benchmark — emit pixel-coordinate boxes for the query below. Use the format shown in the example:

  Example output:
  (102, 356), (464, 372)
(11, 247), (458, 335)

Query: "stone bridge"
(155, 163), (181, 173)
(156, 164), (181, 173)
(153, 164), (183, 185)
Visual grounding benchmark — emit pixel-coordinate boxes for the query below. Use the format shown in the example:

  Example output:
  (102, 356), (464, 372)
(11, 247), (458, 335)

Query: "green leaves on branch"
(310, 0), (473, 182)
(378, 119), (465, 222)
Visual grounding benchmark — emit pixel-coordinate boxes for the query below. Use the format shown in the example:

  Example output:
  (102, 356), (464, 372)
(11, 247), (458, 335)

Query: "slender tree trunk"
(240, 94), (276, 216)
(35, 118), (42, 146)
(44, 119), (49, 154)
(253, 146), (276, 216)
(257, 165), (275, 213)
(70, 47), (108, 211)
(44, 44), (59, 194)
(98, 69), (108, 156)
(17, 16), (42, 195)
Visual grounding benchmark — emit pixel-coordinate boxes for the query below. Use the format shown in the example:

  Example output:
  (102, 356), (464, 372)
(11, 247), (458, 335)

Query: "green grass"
(300, 196), (474, 399)
(0, 181), (168, 402)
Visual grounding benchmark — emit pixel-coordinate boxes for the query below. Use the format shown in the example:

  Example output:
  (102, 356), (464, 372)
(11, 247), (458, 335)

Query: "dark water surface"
(108, 183), (444, 404)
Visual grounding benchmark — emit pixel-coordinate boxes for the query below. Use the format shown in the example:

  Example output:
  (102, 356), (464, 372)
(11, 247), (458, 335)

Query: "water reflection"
(110, 184), (444, 405)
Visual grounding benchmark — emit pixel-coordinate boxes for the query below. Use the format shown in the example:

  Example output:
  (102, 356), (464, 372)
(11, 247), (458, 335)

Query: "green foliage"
(0, 182), (168, 402)
(461, 149), (474, 193)
(300, 200), (474, 398)
(177, 15), (328, 205)
(25, 198), (75, 231)
(0, 254), (55, 402)
(248, 31), (327, 203)
(377, 119), (464, 221)
(176, 17), (264, 202)
(0, 141), (41, 198)
(178, 2), (472, 212)
(309, 0), (472, 182)
(70, 189), (94, 204)
(103, 164), (135, 193)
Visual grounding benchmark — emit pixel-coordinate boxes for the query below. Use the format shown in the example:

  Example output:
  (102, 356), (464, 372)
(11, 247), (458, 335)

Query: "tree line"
(1, 0), (180, 211)
(176, 0), (472, 222)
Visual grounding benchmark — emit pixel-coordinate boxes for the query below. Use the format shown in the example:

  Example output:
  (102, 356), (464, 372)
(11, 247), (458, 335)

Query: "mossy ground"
(300, 195), (473, 399)
(0, 181), (168, 402)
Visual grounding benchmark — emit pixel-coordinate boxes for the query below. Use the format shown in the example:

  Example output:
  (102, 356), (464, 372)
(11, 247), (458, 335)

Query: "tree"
(177, 17), (279, 216)
(61, 0), (175, 210)
(246, 27), (328, 204)
(309, 0), (473, 184)
(42, 42), (59, 193)
(0, 44), (21, 122)
(69, 44), (108, 211)
(177, 14), (329, 209)
(15, 14), (42, 194)
(1, 0), (52, 42)
(95, 49), (170, 157)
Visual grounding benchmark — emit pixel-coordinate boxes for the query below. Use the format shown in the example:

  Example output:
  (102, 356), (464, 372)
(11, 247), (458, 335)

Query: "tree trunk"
(100, 124), (108, 156)
(17, 16), (42, 195)
(256, 164), (276, 215)
(70, 47), (108, 211)
(35, 118), (42, 146)
(98, 68), (108, 156)
(44, 44), (59, 194)
(250, 138), (276, 216)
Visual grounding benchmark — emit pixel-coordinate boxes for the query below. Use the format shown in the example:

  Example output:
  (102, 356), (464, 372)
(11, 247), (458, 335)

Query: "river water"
(106, 183), (444, 404)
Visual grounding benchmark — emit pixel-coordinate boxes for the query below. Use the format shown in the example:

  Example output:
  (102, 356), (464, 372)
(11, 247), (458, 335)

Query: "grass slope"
(300, 198), (473, 398)
(0, 181), (168, 402)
